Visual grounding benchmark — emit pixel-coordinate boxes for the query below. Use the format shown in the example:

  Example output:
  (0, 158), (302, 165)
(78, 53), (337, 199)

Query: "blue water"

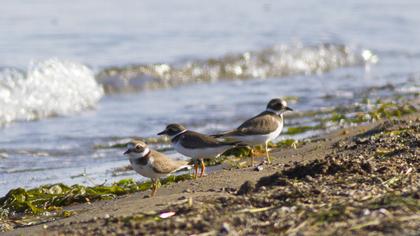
(0, 0), (419, 195)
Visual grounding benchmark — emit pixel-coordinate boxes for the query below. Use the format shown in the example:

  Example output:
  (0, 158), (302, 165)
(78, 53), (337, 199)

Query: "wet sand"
(5, 114), (419, 236)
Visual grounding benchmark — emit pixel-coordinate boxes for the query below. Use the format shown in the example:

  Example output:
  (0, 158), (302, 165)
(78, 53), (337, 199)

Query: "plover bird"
(213, 98), (293, 165)
(124, 140), (190, 197)
(157, 124), (239, 178)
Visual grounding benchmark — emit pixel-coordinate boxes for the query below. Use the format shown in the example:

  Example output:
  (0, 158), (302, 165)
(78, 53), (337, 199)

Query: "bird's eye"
(135, 145), (141, 149)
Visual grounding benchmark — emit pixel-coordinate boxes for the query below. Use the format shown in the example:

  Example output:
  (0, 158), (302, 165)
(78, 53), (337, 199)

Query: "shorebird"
(158, 124), (239, 178)
(124, 140), (190, 197)
(212, 98), (293, 166)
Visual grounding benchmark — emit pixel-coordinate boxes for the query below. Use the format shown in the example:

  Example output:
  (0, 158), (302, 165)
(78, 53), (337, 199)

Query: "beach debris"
(236, 206), (276, 214)
(159, 212), (175, 219)
(254, 165), (264, 172)
(218, 222), (238, 236)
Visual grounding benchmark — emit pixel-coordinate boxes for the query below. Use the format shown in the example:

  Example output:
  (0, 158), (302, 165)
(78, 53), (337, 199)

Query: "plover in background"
(212, 98), (293, 166)
(158, 124), (239, 178)
(124, 140), (190, 197)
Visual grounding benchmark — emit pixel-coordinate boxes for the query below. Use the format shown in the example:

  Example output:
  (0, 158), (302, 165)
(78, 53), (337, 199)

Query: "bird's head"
(266, 98), (293, 115)
(157, 123), (187, 138)
(123, 140), (150, 158)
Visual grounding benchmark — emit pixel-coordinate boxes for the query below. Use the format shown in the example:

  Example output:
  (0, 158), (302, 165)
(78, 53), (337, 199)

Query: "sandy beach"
(2, 113), (418, 236)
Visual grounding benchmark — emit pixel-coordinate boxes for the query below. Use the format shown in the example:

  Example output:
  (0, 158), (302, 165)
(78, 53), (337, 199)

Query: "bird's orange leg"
(199, 158), (206, 177)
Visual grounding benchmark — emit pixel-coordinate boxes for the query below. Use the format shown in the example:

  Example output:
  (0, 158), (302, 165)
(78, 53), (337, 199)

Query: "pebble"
(218, 222), (238, 236)
(305, 175), (314, 182)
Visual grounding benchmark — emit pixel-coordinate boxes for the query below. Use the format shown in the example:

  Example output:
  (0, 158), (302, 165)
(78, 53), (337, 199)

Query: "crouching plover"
(158, 124), (239, 178)
(124, 140), (190, 197)
(213, 98), (293, 166)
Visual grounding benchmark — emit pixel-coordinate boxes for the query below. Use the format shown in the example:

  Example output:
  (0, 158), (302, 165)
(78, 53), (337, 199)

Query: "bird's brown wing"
(231, 113), (281, 136)
(180, 131), (238, 149)
(150, 150), (188, 174)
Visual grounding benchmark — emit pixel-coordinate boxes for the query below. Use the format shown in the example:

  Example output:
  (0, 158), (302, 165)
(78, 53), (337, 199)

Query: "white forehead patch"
(281, 100), (288, 107)
(127, 143), (135, 149)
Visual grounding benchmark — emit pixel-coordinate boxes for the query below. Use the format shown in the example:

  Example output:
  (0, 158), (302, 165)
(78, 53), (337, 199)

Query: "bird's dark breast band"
(133, 150), (151, 166)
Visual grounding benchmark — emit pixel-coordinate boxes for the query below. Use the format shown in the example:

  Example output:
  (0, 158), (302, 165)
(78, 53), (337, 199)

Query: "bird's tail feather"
(211, 130), (236, 138)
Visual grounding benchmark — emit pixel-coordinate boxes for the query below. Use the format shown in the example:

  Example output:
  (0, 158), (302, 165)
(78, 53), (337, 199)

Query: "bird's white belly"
(173, 141), (230, 160)
(232, 121), (283, 145)
(129, 159), (168, 179)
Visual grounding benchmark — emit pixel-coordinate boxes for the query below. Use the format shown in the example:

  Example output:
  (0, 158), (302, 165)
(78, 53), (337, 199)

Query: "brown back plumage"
(149, 150), (189, 174)
(214, 111), (282, 137)
(174, 130), (240, 149)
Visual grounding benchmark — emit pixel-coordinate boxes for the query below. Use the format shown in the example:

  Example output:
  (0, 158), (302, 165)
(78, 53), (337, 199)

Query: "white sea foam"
(0, 59), (104, 126)
(97, 43), (378, 93)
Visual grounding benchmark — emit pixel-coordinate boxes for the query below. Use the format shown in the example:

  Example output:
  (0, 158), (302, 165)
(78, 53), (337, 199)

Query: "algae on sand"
(0, 174), (192, 220)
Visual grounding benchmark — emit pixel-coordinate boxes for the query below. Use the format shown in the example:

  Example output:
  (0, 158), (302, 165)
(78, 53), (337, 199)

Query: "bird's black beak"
(123, 149), (131, 155)
(157, 130), (167, 135)
(285, 106), (293, 111)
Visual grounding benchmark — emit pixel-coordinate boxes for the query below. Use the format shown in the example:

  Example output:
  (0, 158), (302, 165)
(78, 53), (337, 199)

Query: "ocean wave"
(0, 59), (104, 126)
(97, 43), (378, 94)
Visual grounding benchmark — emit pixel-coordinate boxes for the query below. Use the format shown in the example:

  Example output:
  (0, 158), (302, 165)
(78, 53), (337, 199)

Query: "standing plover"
(124, 140), (190, 197)
(213, 98), (293, 165)
(158, 124), (239, 178)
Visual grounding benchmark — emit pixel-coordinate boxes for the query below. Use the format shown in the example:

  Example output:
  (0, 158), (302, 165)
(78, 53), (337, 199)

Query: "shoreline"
(3, 113), (419, 235)
(0, 86), (416, 195)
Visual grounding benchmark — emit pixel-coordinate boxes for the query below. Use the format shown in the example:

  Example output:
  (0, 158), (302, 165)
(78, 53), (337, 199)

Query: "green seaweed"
(329, 113), (347, 122)
(223, 146), (252, 158)
(0, 174), (192, 218)
(322, 101), (417, 126)
(368, 102), (417, 120)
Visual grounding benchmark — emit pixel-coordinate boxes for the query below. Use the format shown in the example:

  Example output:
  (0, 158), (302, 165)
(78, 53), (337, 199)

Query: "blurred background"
(0, 0), (419, 195)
